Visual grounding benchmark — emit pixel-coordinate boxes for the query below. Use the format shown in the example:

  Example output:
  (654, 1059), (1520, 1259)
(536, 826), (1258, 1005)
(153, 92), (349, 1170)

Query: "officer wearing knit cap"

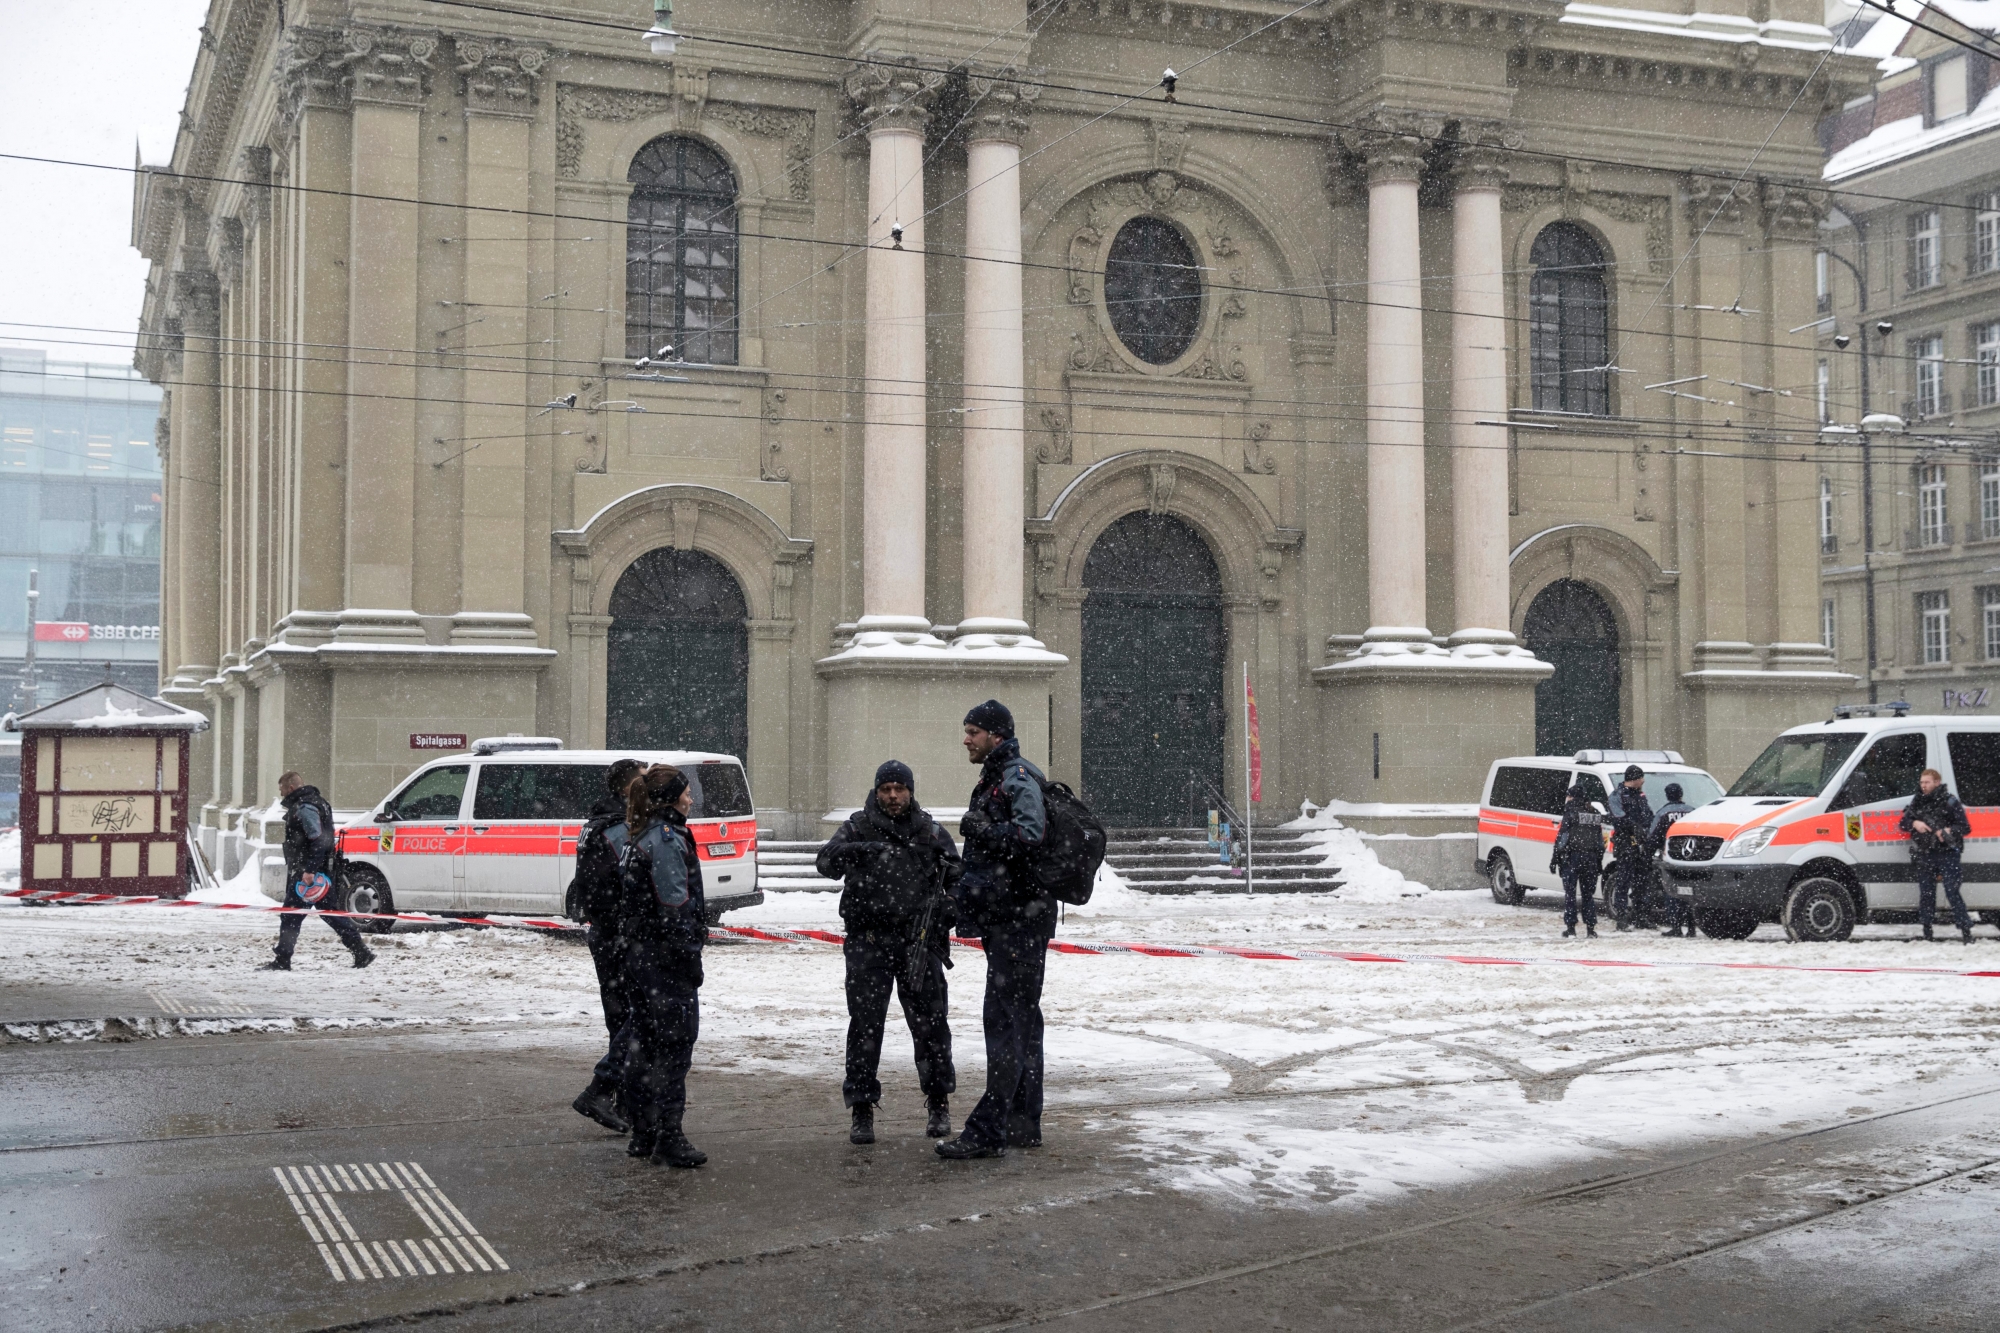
(817, 756), (962, 1143)
(938, 699), (1053, 1160)
(1609, 764), (1657, 930)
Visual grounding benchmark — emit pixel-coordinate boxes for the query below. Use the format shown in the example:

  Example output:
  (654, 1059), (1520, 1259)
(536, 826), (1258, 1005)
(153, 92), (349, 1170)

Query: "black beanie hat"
(1665, 782), (1683, 801)
(1624, 764), (1645, 781)
(874, 759), (915, 792)
(963, 699), (1015, 739)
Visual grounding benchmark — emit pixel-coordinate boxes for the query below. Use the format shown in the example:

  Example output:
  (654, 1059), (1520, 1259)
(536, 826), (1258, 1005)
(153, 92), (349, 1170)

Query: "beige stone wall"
(136, 0), (1866, 841)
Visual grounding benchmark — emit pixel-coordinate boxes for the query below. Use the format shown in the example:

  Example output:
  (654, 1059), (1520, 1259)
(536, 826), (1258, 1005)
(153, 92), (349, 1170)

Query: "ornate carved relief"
(1504, 182), (1670, 275)
(1146, 464), (1178, 515)
(844, 56), (946, 134)
(1243, 420), (1278, 475)
(1760, 181), (1826, 240)
(672, 64), (710, 130)
(760, 388), (791, 481)
(1038, 408), (1072, 464)
(1684, 175), (1749, 230)
(1339, 110), (1443, 184)
(456, 38), (547, 116)
(1148, 118), (1191, 172)
(669, 499), (701, 551)
(555, 84), (815, 200)
(277, 25), (439, 117)
(967, 66), (1041, 144)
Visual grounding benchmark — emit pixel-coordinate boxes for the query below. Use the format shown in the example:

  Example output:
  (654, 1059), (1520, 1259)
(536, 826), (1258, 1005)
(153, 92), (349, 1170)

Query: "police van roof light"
(1829, 701), (1912, 721)
(470, 735), (566, 755)
(1573, 749), (1685, 765)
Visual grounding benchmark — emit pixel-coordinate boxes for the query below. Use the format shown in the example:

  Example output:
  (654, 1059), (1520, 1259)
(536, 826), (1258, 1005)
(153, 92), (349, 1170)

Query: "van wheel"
(1693, 900), (1758, 941)
(341, 866), (397, 935)
(1487, 852), (1524, 905)
(1782, 877), (1856, 943)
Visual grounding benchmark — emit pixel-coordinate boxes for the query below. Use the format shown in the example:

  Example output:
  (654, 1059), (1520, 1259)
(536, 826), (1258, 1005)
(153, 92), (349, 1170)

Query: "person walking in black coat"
(1901, 767), (1974, 943)
(817, 760), (963, 1145)
(1647, 782), (1697, 938)
(262, 771), (374, 971)
(606, 765), (709, 1167)
(938, 700), (1051, 1162)
(1550, 785), (1606, 939)
(569, 757), (646, 1135)
(1608, 765), (1657, 931)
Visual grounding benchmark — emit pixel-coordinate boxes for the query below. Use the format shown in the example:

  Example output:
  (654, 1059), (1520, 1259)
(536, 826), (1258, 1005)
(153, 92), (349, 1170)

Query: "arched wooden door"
(607, 548), (749, 757)
(1080, 512), (1226, 828)
(1524, 578), (1621, 757)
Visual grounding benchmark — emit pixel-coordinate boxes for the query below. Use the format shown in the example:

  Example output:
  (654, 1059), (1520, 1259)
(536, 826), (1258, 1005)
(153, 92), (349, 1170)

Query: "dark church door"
(607, 548), (750, 758)
(1081, 513), (1226, 827)
(1524, 578), (1621, 757)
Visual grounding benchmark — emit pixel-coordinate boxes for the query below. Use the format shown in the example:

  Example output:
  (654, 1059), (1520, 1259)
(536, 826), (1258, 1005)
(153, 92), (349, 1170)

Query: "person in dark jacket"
(606, 765), (709, 1167)
(1647, 782), (1697, 938)
(1549, 784), (1605, 939)
(570, 757), (646, 1135)
(1900, 767), (1974, 943)
(939, 700), (1051, 1161)
(263, 771), (374, 971)
(1607, 765), (1656, 931)
(818, 759), (963, 1144)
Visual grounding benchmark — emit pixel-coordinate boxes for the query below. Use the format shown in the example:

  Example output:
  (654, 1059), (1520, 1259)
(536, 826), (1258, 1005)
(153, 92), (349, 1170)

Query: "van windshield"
(1645, 772), (1723, 809)
(1726, 733), (1864, 798)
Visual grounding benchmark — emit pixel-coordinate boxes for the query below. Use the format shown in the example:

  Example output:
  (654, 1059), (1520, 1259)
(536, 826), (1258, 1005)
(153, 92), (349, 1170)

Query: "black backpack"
(1024, 778), (1106, 906)
(573, 816), (624, 925)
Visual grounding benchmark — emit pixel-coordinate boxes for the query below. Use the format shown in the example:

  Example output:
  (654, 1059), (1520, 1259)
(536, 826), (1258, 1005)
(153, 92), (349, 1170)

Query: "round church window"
(1103, 216), (1203, 366)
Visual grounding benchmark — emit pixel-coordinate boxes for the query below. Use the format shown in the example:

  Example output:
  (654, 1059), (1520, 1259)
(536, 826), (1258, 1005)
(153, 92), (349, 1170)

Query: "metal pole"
(20, 568), (39, 713)
(1242, 661), (1254, 894)
(1859, 331), (1878, 703)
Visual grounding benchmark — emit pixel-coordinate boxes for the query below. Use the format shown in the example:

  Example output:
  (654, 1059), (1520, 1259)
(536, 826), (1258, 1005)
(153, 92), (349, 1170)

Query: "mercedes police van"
(1660, 706), (2000, 942)
(264, 737), (763, 930)
(1478, 749), (1725, 904)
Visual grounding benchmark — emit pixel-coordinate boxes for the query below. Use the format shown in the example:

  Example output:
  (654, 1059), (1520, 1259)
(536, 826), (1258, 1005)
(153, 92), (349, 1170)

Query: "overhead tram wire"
(406, 0), (1986, 220)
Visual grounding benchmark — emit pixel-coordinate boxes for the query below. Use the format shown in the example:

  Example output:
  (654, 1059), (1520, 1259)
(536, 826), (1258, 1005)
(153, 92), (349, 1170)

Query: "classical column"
(1361, 134), (1432, 649)
(1449, 145), (1516, 649)
(850, 58), (943, 638)
(957, 70), (1039, 643)
(174, 265), (223, 683)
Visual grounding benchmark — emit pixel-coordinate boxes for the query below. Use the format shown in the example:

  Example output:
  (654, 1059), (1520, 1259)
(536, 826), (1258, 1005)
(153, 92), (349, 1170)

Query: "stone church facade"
(135, 0), (1865, 860)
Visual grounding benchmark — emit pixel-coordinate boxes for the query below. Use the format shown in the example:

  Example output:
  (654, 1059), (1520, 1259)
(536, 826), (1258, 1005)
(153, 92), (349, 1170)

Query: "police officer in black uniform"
(262, 770), (374, 971)
(817, 759), (963, 1145)
(1608, 765), (1656, 931)
(570, 757), (645, 1134)
(1550, 783), (1605, 939)
(938, 700), (1052, 1161)
(1647, 781), (1697, 937)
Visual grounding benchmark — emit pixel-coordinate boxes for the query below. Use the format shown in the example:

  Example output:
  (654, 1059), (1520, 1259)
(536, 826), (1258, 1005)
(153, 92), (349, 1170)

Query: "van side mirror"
(1590, 801), (1607, 815)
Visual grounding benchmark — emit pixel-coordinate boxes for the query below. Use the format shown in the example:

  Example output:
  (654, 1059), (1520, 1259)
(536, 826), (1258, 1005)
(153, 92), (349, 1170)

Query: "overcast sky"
(0, 1), (207, 365)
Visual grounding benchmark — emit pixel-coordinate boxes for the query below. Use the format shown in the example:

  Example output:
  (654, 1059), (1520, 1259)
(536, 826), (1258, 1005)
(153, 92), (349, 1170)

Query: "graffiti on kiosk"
(90, 797), (142, 832)
(1944, 687), (1991, 710)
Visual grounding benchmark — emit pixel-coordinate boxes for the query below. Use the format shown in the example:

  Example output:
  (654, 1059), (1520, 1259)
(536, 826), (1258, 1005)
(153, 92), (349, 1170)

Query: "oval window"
(1103, 216), (1203, 366)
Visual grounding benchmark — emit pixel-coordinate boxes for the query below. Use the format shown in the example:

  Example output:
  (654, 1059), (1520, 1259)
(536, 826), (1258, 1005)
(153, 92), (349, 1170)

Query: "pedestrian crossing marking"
(147, 988), (240, 1015)
(272, 1160), (509, 1281)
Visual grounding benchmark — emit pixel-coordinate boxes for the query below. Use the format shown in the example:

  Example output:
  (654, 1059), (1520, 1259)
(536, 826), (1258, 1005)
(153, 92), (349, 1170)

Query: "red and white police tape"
(10, 886), (2000, 980)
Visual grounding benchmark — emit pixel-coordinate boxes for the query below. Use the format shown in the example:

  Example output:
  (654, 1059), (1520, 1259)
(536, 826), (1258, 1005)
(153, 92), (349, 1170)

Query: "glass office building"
(1, 348), (164, 714)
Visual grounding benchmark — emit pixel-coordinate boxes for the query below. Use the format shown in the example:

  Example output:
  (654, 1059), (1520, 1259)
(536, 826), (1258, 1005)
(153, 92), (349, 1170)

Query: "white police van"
(1477, 749), (1725, 904)
(262, 737), (762, 930)
(1660, 705), (2000, 942)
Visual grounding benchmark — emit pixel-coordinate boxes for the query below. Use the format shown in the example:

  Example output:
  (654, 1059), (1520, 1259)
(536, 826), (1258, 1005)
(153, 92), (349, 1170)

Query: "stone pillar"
(175, 266), (223, 684)
(1449, 148), (1516, 650)
(956, 70), (1039, 644)
(851, 58), (942, 639)
(1361, 137), (1432, 650)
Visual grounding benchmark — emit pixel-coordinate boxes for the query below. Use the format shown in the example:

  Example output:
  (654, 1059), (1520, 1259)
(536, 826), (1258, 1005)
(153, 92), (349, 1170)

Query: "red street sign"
(410, 733), (468, 751)
(34, 622), (91, 642)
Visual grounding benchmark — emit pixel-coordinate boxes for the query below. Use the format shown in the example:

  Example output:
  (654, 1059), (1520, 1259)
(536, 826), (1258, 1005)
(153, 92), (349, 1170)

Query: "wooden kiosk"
(6, 683), (210, 897)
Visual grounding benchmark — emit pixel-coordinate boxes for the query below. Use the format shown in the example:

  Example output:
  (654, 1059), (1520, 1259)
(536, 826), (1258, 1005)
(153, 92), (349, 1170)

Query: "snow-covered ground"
(6, 838), (1999, 1214)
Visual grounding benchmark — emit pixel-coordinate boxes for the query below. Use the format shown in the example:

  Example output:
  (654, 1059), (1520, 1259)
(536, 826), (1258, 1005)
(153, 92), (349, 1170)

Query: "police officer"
(817, 759), (963, 1144)
(262, 771), (374, 971)
(938, 700), (1051, 1161)
(1902, 766), (1974, 943)
(570, 757), (645, 1134)
(1608, 765), (1656, 932)
(1549, 783), (1605, 939)
(1647, 781), (1696, 938)
(607, 765), (708, 1167)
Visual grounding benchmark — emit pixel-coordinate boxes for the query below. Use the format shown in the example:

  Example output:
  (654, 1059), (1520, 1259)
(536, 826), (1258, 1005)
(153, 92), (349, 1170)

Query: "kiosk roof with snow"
(6, 682), (211, 733)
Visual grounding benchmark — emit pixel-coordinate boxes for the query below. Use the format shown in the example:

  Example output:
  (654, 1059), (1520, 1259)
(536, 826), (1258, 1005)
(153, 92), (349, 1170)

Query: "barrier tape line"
(10, 887), (2000, 980)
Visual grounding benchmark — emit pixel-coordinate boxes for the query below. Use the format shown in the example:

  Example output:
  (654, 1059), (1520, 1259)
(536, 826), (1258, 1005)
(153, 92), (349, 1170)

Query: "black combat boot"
(935, 1135), (1005, 1161)
(1923, 924), (1935, 941)
(850, 1103), (876, 1145)
(926, 1099), (952, 1138)
(351, 946), (376, 969)
(1963, 926), (1975, 945)
(259, 958), (292, 971)
(573, 1088), (629, 1133)
(653, 1120), (707, 1168)
(626, 1130), (656, 1159)
(1561, 926), (1576, 938)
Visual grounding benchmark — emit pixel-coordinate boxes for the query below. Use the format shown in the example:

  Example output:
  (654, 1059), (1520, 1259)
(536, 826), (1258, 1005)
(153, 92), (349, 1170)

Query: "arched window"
(1528, 222), (1610, 415)
(626, 136), (737, 365)
(1104, 216), (1204, 366)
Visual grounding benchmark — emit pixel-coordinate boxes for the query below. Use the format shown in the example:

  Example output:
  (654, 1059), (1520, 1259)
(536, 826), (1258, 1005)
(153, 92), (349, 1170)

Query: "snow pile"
(65, 696), (154, 728)
(1295, 825), (1425, 901)
(192, 846), (273, 905)
(1064, 860), (1150, 917)
(0, 826), (19, 895)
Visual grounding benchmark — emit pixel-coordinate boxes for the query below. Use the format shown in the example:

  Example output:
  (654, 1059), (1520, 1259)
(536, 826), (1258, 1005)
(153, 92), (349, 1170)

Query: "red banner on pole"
(1245, 670), (1262, 803)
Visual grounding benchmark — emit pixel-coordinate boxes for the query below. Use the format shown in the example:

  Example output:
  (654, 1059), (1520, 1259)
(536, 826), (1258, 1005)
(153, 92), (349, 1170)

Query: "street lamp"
(643, 0), (679, 55)
(1818, 244), (1898, 702)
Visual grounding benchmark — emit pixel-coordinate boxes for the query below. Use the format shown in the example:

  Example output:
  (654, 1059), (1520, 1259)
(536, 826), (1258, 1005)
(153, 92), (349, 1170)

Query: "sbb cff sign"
(410, 733), (468, 751)
(33, 623), (162, 643)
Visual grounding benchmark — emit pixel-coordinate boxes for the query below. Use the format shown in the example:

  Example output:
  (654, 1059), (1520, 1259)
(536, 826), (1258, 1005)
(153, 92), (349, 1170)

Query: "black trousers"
(1613, 852), (1656, 923)
(963, 920), (1050, 1148)
(273, 873), (366, 962)
(585, 922), (629, 1099)
(619, 936), (702, 1138)
(1559, 861), (1599, 929)
(842, 927), (954, 1108)
(1916, 851), (1972, 933)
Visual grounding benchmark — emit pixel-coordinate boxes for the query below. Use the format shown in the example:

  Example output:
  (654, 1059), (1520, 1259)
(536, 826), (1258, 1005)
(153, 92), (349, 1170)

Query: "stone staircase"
(754, 826), (1345, 896)
(1104, 828), (1346, 895)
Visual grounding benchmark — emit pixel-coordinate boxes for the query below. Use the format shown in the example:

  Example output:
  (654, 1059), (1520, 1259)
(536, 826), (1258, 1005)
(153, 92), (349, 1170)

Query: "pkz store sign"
(1943, 687), (1991, 710)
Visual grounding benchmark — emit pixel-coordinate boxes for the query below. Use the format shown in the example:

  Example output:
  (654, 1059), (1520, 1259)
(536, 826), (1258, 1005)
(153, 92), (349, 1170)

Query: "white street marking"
(271, 1161), (508, 1282)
